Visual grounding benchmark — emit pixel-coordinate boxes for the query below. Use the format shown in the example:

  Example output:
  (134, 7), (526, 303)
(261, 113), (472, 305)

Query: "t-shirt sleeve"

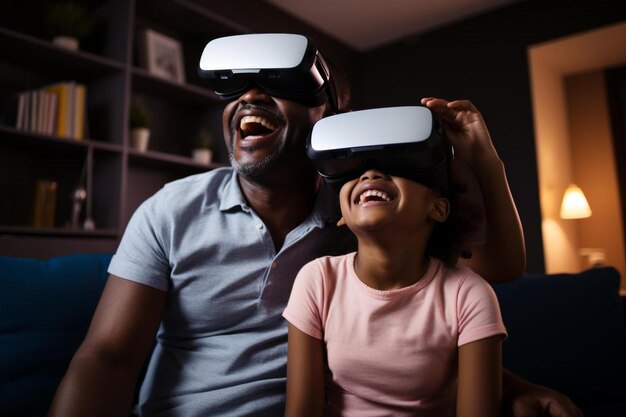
(107, 193), (171, 292)
(457, 269), (507, 347)
(283, 259), (325, 340)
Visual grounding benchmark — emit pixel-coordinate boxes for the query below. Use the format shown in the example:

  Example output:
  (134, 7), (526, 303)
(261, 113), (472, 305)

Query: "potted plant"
(45, 1), (95, 51)
(192, 128), (214, 165)
(129, 103), (151, 152)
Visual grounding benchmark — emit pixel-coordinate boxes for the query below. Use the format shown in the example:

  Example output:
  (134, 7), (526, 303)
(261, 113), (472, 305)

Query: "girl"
(283, 103), (507, 417)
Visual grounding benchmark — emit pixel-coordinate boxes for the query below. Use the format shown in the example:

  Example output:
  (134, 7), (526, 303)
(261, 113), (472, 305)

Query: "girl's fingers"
(422, 98), (482, 127)
(421, 98), (458, 121)
(447, 100), (479, 113)
(421, 97), (448, 108)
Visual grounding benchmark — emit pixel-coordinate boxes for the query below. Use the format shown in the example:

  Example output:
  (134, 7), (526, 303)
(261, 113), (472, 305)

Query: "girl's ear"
(430, 198), (450, 223)
(337, 217), (346, 227)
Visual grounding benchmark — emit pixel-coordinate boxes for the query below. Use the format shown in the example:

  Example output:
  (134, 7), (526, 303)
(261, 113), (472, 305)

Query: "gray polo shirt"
(108, 167), (353, 416)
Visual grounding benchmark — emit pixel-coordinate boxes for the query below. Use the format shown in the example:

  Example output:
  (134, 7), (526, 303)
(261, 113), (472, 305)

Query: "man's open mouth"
(240, 115), (278, 139)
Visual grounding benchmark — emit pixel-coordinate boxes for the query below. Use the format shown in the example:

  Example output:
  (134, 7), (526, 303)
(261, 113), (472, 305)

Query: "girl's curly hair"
(425, 158), (486, 267)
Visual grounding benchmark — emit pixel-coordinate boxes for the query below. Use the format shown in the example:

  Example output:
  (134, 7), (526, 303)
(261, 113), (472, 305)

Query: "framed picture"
(141, 29), (185, 84)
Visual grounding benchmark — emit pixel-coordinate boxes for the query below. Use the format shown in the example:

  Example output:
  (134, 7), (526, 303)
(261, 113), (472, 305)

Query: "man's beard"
(229, 140), (286, 180)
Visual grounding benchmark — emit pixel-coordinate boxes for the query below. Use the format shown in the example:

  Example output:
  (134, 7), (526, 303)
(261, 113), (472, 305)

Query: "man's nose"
(238, 87), (272, 104)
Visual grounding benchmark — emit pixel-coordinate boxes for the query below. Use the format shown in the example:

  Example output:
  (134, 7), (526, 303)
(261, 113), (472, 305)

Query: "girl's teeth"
(358, 189), (391, 204)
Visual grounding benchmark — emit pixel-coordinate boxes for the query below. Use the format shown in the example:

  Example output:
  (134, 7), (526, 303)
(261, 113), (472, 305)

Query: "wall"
(358, 1), (626, 272)
(567, 71), (626, 286)
(528, 44), (577, 272)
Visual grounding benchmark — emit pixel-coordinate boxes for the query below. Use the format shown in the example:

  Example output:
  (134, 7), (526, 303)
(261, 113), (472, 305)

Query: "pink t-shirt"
(283, 253), (507, 417)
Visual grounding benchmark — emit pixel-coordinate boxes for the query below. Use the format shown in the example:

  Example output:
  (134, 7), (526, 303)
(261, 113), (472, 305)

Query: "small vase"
(52, 36), (80, 51)
(192, 148), (213, 165)
(130, 128), (150, 152)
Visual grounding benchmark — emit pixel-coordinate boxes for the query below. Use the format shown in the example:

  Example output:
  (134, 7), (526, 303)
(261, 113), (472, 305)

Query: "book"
(16, 92), (27, 130)
(22, 92), (30, 131)
(30, 90), (38, 132)
(45, 83), (69, 138)
(66, 82), (75, 138)
(74, 84), (86, 140)
(9, 82), (87, 139)
(32, 179), (57, 228)
(47, 92), (58, 135)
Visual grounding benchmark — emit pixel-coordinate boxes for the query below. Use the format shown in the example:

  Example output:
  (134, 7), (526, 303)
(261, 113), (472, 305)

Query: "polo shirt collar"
(218, 170), (340, 226)
(219, 169), (248, 212)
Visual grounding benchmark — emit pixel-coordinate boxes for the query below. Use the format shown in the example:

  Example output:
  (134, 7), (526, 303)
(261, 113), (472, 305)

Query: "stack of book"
(13, 81), (87, 140)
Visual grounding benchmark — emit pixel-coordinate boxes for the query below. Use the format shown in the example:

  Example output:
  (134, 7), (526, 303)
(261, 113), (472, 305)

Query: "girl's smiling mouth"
(355, 188), (393, 205)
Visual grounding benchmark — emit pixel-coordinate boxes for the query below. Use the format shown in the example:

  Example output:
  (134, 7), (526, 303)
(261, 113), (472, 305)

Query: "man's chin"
(230, 152), (280, 180)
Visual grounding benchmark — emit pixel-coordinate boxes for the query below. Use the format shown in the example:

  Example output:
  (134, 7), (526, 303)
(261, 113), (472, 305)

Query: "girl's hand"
(421, 97), (499, 169)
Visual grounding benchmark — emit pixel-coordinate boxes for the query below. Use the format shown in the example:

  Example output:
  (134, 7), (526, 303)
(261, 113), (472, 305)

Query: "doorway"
(529, 21), (626, 291)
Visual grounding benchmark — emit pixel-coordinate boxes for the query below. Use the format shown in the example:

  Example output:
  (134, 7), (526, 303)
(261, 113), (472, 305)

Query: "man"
(49, 35), (581, 417)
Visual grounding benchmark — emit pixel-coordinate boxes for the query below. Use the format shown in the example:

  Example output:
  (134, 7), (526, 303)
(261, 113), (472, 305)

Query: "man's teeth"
(358, 189), (392, 204)
(240, 115), (277, 132)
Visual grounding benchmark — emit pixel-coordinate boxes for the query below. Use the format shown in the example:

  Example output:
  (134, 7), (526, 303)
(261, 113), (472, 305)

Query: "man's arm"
(461, 156), (526, 282)
(421, 97), (525, 282)
(502, 369), (584, 417)
(48, 275), (167, 417)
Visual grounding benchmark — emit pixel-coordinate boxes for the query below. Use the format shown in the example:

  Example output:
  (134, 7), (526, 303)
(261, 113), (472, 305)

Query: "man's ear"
(337, 217), (346, 227)
(430, 198), (450, 223)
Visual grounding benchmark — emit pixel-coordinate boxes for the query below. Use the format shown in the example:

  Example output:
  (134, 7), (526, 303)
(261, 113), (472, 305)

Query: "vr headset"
(198, 33), (338, 111)
(308, 106), (452, 191)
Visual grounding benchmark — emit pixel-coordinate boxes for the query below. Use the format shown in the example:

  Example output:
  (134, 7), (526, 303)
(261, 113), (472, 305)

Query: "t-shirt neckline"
(348, 252), (439, 299)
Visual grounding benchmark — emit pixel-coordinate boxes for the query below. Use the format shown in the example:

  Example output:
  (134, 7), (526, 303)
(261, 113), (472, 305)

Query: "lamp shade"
(560, 184), (592, 219)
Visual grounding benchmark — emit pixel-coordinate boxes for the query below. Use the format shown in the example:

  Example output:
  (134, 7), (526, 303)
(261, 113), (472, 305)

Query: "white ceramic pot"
(192, 148), (213, 165)
(130, 128), (150, 152)
(52, 36), (80, 51)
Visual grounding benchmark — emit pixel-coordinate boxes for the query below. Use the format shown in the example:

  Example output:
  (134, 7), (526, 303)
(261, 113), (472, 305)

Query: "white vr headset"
(308, 106), (452, 191)
(198, 33), (338, 111)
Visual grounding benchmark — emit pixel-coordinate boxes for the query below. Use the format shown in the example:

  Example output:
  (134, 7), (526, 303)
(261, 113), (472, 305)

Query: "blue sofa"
(493, 268), (626, 416)
(1, 253), (625, 416)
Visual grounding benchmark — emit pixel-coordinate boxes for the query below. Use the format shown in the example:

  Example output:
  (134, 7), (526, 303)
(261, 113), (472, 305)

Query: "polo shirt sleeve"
(108, 192), (171, 292)
(456, 269), (507, 347)
(283, 259), (325, 340)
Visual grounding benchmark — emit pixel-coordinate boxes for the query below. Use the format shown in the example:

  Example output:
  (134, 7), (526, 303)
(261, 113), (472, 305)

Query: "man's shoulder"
(133, 167), (234, 224)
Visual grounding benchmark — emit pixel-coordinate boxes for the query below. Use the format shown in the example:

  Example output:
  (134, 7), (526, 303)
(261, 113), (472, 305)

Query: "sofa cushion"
(0, 253), (113, 417)
(493, 267), (626, 408)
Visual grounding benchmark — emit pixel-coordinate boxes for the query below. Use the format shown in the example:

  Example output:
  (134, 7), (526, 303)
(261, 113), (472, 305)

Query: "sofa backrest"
(0, 253), (113, 417)
(493, 266), (626, 408)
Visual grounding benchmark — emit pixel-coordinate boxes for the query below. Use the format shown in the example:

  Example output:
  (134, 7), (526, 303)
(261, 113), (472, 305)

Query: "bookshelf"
(0, 0), (243, 258)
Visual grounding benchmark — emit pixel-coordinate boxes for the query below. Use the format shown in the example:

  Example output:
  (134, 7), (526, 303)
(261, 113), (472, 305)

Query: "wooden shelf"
(0, 125), (123, 152)
(0, 27), (125, 80)
(0, 0), (234, 258)
(128, 147), (226, 170)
